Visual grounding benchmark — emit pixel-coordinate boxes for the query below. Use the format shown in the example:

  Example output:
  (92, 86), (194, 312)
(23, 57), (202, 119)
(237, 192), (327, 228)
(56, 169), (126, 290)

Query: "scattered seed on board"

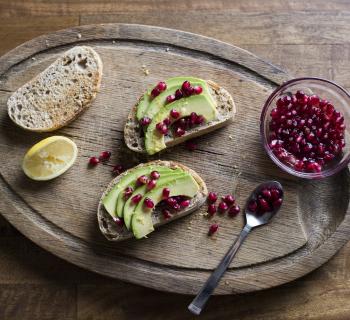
(77, 33), (82, 39)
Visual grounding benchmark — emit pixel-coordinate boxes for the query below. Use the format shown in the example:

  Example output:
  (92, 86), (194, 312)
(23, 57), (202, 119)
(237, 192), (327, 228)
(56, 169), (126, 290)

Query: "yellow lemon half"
(22, 136), (78, 181)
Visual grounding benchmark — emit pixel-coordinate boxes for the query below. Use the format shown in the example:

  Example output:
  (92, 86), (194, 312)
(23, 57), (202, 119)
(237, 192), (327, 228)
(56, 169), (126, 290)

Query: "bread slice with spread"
(124, 77), (236, 155)
(98, 160), (207, 241)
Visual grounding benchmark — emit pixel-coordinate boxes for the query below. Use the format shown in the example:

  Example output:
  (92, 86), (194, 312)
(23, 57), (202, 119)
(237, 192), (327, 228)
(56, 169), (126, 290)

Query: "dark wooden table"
(1, 1), (350, 319)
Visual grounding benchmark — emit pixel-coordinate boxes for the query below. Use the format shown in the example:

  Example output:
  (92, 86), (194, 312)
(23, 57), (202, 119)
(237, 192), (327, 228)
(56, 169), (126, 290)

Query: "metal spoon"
(188, 181), (284, 315)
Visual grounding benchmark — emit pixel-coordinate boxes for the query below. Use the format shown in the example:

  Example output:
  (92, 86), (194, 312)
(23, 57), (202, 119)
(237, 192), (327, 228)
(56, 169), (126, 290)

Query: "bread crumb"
(187, 226), (192, 230)
(229, 135), (233, 140)
(112, 40), (116, 44)
(233, 165), (238, 169)
(77, 33), (82, 39)
(141, 65), (150, 76)
(45, 40), (50, 47)
(31, 57), (36, 61)
(165, 47), (170, 52)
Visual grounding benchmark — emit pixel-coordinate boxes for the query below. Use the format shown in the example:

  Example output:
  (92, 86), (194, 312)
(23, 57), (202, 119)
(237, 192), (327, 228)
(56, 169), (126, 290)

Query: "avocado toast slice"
(97, 160), (208, 241)
(124, 77), (236, 155)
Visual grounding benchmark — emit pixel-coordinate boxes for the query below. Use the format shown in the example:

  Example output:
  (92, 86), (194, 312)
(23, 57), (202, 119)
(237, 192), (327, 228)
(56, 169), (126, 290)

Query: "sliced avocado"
(131, 174), (200, 239)
(123, 171), (185, 229)
(145, 94), (218, 155)
(136, 77), (215, 121)
(103, 165), (178, 218)
(115, 167), (184, 218)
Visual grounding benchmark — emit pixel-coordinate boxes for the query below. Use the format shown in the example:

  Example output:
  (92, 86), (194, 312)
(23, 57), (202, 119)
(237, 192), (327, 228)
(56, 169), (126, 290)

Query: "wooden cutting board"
(0, 24), (349, 294)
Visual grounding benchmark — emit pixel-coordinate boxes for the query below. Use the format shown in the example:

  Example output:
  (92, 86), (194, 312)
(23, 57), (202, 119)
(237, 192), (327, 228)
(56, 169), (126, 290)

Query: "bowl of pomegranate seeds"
(261, 77), (350, 179)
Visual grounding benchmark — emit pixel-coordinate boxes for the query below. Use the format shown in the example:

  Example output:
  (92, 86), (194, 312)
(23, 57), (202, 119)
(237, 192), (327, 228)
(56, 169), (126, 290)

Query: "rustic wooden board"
(0, 24), (349, 294)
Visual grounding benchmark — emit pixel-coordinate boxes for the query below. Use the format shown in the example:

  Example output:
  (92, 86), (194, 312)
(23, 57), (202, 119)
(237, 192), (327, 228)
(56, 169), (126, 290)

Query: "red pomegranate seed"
(273, 198), (283, 209)
(156, 81), (167, 92)
(147, 179), (157, 190)
(195, 115), (205, 125)
(175, 127), (186, 137)
(112, 164), (124, 174)
(258, 198), (270, 213)
(156, 122), (168, 135)
(228, 205), (240, 217)
(140, 117), (151, 126)
(261, 189), (272, 200)
(162, 209), (172, 220)
(162, 188), (170, 199)
(295, 90), (305, 99)
(151, 87), (160, 98)
(166, 94), (176, 104)
(150, 171), (160, 179)
(124, 186), (134, 199)
(180, 200), (191, 207)
(248, 200), (258, 212)
(208, 223), (219, 236)
(137, 175), (149, 185)
(175, 89), (183, 100)
(207, 192), (218, 203)
(131, 194), (142, 204)
(114, 217), (124, 227)
(173, 203), (181, 211)
(218, 201), (228, 213)
(270, 188), (281, 201)
(207, 204), (217, 216)
(182, 81), (191, 91)
(99, 151), (111, 161)
(170, 109), (180, 119)
(163, 118), (171, 126)
(222, 194), (235, 205)
(89, 156), (100, 166)
(166, 197), (177, 208)
(294, 159), (304, 171)
(184, 86), (195, 96)
(194, 86), (203, 94)
(185, 141), (197, 151)
(144, 197), (154, 209)
(190, 112), (198, 125)
(309, 95), (320, 106)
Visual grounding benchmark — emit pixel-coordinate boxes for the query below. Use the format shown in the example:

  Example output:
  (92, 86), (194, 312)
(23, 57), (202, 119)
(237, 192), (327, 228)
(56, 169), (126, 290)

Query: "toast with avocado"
(98, 160), (208, 241)
(124, 77), (236, 155)
(7, 46), (103, 132)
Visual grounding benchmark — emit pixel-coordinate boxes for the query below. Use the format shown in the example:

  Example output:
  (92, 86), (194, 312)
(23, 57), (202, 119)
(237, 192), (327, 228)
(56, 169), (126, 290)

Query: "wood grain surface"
(1, 1), (350, 319)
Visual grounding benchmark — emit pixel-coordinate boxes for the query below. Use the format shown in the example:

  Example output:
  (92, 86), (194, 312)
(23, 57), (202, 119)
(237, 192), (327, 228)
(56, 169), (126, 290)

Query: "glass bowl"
(260, 77), (350, 179)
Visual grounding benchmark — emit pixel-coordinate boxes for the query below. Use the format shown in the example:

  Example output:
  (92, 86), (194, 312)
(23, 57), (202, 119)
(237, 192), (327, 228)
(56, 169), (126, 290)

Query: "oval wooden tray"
(0, 24), (349, 295)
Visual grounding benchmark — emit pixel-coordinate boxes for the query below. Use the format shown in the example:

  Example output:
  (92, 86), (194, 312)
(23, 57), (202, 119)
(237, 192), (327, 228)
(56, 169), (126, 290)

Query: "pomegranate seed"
(182, 80), (191, 91)
(258, 198), (270, 213)
(124, 186), (134, 199)
(162, 188), (170, 199)
(296, 90), (305, 99)
(208, 223), (219, 236)
(270, 108), (279, 119)
(131, 194), (142, 204)
(185, 141), (197, 151)
(273, 198), (283, 209)
(140, 117), (151, 126)
(222, 194), (235, 205)
(150, 171), (160, 179)
(156, 122), (168, 135)
(163, 118), (171, 126)
(99, 151), (111, 161)
(170, 109), (180, 119)
(228, 205), (240, 217)
(248, 200), (258, 212)
(294, 159), (304, 171)
(309, 95), (320, 106)
(166, 94), (176, 104)
(207, 192), (218, 203)
(173, 203), (181, 211)
(180, 200), (191, 207)
(193, 86), (203, 94)
(270, 188), (281, 201)
(195, 115), (205, 125)
(147, 179), (157, 190)
(175, 127), (186, 137)
(89, 156), (100, 166)
(175, 89), (183, 100)
(137, 175), (149, 185)
(166, 197), (177, 207)
(112, 164), (124, 174)
(151, 87), (160, 98)
(261, 189), (272, 200)
(184, 86), (194, 96)
(190, 112), (198, 125)
(156, 81), (167, 92)
(207, 204), (217, 216)
(162, 209), (172, 219)
(218, 201), (228, 213)
(144, 197), (154, 209)
(114, 217), (124, 227)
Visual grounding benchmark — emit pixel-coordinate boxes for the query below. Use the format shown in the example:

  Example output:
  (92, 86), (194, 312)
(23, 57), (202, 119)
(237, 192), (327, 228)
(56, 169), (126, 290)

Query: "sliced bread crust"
(7, 46), (103, 132)
(97, 160), (208, 241)
(124, 80), (236, 153)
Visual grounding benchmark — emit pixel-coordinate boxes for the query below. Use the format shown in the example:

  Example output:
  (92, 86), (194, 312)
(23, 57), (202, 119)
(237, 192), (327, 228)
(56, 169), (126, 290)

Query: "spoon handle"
(188, 224), (252, 315)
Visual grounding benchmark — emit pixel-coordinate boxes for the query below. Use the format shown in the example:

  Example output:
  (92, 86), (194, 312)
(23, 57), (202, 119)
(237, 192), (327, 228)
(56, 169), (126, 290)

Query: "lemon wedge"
(22, 136), (78, 181)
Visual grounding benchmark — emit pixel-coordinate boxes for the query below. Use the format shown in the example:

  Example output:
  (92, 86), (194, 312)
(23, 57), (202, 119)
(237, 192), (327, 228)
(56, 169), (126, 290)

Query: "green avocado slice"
(145, 94), (218, 155)
(115, 167), (184, 218)
(131, 174), (200, 239)
(102, 165), (180, 218)
(136, 77), (215, 121)
(123, 171), (185, 230)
